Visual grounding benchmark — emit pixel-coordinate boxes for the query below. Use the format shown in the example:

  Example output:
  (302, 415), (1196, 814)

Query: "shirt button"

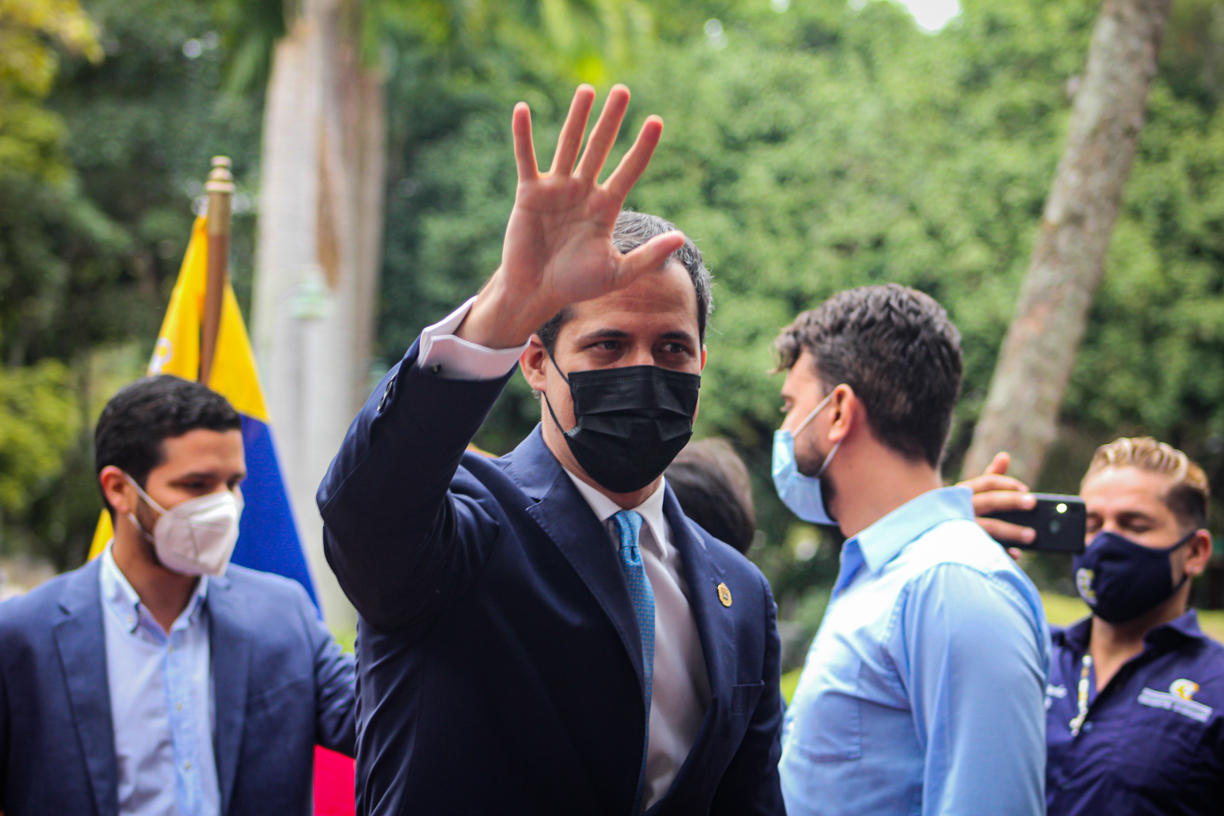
(176, 703), (183, 711)
(184, 761), (192, 771)
(168, 645), (174, 653)
(1082, 722), (1093, 732)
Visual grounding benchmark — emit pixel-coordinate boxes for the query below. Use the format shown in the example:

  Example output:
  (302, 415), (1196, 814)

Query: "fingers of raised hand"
(970, 488), (1036, 517)
(550, 85), (596, 176)
(959, 472), (1031, 496)
(979, 518), (1037, 546)
(604, 115), (664, 203)
(575, 84), (631, 184)
(512, 103), (539, 182)
(985, 451), (1011, 477)
(613, 230), (687, 288)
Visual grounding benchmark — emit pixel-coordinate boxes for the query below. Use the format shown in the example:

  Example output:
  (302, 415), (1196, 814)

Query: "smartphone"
(984, 493), (1086, 554)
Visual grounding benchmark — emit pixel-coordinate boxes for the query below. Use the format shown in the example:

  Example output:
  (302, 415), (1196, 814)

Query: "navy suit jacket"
(318, 341), (785, 815)
(0, 559), (356, 816)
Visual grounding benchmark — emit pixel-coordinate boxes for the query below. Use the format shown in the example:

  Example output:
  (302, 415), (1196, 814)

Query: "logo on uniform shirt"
(1137, 679), (1213, 723)
(1075, 568), (1097, 605)
(1171, 678), (1200, 701)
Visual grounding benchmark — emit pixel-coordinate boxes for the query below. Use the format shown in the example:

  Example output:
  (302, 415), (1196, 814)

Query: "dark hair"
(536, 210), (712, 353)
(773, 284), (962, 468)
(666, 438), (756, 554)
(95, 375), (242, 513)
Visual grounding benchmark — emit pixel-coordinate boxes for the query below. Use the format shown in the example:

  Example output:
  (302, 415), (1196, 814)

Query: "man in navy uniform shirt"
(1046, 436), (1224, 816)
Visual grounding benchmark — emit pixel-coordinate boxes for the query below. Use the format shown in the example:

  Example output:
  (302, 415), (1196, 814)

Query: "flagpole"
(200, 156), (234, 384)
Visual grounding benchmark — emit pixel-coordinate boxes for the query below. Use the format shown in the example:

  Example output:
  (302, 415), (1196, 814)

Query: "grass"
(779, 592), (1224, 704)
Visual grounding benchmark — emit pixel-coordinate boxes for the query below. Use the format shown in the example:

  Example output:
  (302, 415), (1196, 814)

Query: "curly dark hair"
(95, 375), (241, 514)
(774, 284), (962, 468)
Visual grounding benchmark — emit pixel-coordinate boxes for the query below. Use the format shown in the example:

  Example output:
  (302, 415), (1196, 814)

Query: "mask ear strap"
(544, 348), (571, 386)
(124, 473), (168, 516)
(1169, 530), (1198, 551)
(794, 385), (841, 437)
(540, 348), (574, 437)
(1168, 530), (1200, 592)
(541, 391), (572, 439)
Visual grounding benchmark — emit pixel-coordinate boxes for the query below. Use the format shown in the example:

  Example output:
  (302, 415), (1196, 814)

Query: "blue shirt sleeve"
(891, 562), (1047, 816)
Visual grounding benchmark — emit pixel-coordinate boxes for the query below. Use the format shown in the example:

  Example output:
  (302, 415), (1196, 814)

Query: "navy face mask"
(1073, 530), (1195, 624)
(542, 357), (701, 494)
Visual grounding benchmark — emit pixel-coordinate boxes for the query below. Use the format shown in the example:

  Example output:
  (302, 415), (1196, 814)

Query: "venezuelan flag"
(88, 216), (316, 603)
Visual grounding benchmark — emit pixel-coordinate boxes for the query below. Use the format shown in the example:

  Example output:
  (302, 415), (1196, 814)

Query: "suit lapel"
(52, 559), (119, 816)
(663, 488), (733, 706)
(655, 488), (734, 805)
(207, 573), (251, 815)
(509, 427), (647, 693)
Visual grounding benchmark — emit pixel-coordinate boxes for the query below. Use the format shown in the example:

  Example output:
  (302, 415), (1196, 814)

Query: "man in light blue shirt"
(773, 285), (1049, 816)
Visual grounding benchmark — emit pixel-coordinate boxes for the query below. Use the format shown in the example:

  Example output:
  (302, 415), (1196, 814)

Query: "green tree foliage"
(0, 0), (100, 181)
(0, 361), (78, 516)
(0, 0), (260, 567)
(0, 0), (99, 563)
(10, 0), (1224, 617)
(376, 0), (1224, 620)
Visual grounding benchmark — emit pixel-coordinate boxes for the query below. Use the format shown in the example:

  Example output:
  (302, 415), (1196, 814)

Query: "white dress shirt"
(419, 300), (713, 807)
(100, 544), (219, 816)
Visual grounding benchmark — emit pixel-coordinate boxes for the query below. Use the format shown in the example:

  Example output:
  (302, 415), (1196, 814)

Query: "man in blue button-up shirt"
(773, 285), (1049, 816)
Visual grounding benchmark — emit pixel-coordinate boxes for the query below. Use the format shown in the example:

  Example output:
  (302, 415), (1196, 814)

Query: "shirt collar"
(563, 469), (671, 557)
(99, 541), (209, 633)
(1052, 616), (1093, 652)
(848, 486), (976, 575)
(1052, 609), (1207, 653)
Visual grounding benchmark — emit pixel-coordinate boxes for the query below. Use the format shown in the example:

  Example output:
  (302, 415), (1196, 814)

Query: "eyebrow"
(172, 471), (245, 482)
(573, 328), (697, 345)
(574, 329), (630, 344)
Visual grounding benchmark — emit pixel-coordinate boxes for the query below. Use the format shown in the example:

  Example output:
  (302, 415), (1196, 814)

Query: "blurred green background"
(4, 0), (1224, 667)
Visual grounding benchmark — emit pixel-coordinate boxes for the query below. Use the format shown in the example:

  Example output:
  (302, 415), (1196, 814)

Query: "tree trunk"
(250, 0), (385, 631)
(961, 0), (1171, 485)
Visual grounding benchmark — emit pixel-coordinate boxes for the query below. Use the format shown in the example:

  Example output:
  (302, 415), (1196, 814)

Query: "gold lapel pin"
(717, 582), (732, 608)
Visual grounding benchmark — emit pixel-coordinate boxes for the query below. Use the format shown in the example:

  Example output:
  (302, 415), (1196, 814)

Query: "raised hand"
(959, 452), (1037, 546)
(457, 84), (686, 349)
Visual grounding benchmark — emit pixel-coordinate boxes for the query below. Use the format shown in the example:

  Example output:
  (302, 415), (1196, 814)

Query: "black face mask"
(1072, 530), (1195, 624)
(542, 357), (701, 494)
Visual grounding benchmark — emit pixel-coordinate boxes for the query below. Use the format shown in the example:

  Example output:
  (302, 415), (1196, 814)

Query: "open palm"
(459, 85), (684, 349)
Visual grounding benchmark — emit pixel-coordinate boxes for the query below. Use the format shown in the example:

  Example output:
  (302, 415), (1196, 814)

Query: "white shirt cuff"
(417, 297), (528, 381)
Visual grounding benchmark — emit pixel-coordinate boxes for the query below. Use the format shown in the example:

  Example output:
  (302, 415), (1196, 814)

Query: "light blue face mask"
(772, 388), (843, 526)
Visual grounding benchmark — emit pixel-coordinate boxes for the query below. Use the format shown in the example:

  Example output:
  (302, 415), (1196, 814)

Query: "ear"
(521, 335), (550, 392)
(99, 466), (138, 517)
(699, 345), (707, 372)
(827, 384), (858, 444)
(1184, 529), (1213, 578)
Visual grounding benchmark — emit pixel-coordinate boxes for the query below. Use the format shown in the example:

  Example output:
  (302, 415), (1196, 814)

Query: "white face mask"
(125, 474), (244, 576)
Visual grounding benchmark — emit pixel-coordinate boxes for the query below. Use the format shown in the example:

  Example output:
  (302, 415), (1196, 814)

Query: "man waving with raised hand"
(318, 85), (785, 816)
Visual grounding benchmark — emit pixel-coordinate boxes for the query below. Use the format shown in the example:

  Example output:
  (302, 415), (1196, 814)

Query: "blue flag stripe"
(232, 415), (319, 610)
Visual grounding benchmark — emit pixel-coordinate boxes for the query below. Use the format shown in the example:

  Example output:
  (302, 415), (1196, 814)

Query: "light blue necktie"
(613, 509), (654, 814)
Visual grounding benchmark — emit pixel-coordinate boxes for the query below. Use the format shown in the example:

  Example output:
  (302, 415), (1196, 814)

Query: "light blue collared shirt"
(100, 544), (219, 816)
(779, 487), (1050, 816)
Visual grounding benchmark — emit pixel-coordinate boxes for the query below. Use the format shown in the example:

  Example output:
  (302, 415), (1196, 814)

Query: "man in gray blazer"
(0, 375), (355, 816)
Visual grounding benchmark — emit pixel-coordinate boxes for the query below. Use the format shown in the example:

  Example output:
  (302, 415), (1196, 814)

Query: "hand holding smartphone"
(984, 493), (1086, 554)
